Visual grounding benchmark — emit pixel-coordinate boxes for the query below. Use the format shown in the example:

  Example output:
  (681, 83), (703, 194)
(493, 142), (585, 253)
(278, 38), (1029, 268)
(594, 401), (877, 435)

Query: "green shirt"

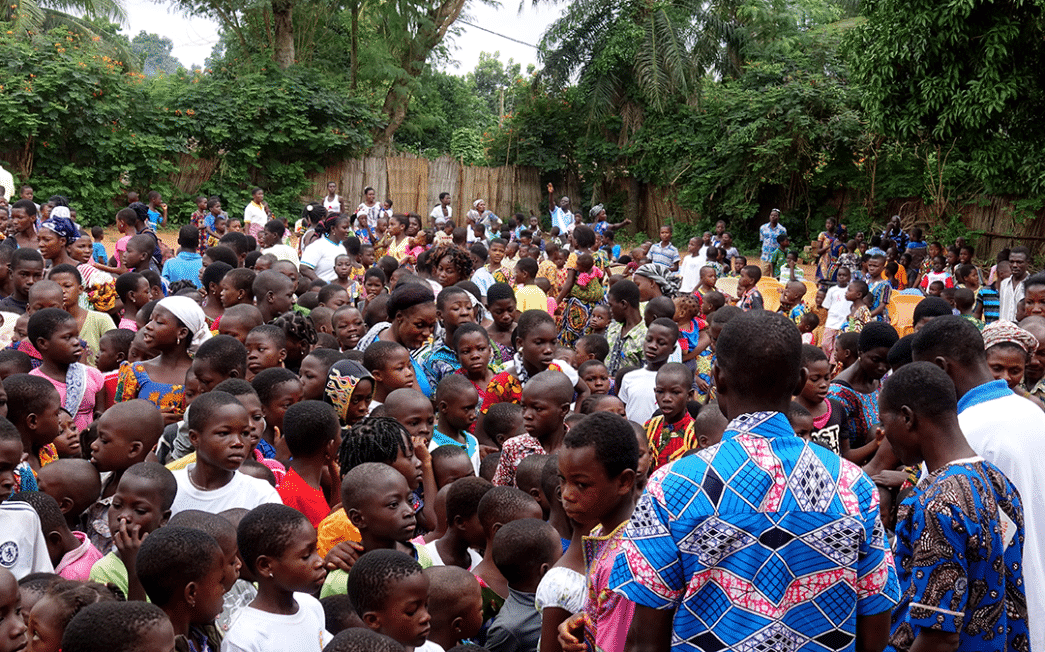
(319, 542), (432, 598)
(770, 248), (788, 278)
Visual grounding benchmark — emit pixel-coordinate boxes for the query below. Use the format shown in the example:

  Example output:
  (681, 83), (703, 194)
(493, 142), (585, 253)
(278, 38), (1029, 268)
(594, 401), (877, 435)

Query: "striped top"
(978, 286), (1001, 324)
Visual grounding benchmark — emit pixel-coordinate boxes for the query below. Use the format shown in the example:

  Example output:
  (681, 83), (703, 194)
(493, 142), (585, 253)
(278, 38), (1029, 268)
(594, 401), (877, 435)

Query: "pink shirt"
(30, 365), (105, 431)
(584, 522), (636, 652)
(114, 235), (131, 267)
(118, 317), (138, 332)
(56, 531), (103, 581)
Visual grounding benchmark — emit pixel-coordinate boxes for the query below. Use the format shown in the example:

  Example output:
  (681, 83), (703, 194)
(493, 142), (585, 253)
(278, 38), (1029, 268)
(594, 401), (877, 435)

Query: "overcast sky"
(121, 0), (563, 74)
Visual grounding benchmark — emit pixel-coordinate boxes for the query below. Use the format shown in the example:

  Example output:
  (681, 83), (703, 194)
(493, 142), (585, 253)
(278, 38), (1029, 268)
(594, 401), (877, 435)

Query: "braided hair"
(429, 245), (474, 281)
(302, 202), (329, 232)
(272, 310), (318, 347)
(337, 416), (411, 477)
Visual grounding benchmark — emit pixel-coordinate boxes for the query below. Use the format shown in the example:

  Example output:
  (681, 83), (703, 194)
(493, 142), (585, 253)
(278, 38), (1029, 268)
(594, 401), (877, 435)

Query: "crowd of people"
(0, 180), (1036, 652)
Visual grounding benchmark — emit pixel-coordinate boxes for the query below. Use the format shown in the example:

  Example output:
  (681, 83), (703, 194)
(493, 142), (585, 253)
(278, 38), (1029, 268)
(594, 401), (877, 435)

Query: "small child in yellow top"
(513, 258), (550, 314)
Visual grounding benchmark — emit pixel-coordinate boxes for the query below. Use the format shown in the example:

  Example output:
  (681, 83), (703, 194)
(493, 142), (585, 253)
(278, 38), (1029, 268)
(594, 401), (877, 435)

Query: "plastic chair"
(761, 284), (783, 312)
(891, 294), (924, 335)
(715, 277), (739, 300)
(801, 280), (820, 300)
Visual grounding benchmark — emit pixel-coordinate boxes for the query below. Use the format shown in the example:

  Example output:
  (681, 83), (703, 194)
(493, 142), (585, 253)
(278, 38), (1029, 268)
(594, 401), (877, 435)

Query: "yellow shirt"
(515, 284), (550, 314)
(317, 508), (361, 559)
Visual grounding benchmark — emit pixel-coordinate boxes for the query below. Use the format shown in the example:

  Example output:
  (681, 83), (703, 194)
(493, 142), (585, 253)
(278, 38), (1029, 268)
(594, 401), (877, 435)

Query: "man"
(547, 183), (573, 236)
(430, 191), (452, 227)
(1019, 315), (1045, 403)
(0, 165), (13, 202)
(758, 208), (787, 273)
(912, 315), (1045, 650)
(610, 310), (898, 652)
(1000, 245), (1029, 321)
(879, 362), (1029, 652)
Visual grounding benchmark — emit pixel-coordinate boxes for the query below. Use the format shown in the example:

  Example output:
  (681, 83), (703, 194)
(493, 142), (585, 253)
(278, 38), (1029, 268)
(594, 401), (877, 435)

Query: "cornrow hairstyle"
(251, 367), (299, 405)
(37, 581), (118, 645)
(27, 308), (75, 348)
(136, 526), (222, 606)
(430, 246), (474, 280)
(337, 416), (410, 476)
(346, 549), (423, 616)
(272, 310), (318, 346)
(237, 503), (311, 575)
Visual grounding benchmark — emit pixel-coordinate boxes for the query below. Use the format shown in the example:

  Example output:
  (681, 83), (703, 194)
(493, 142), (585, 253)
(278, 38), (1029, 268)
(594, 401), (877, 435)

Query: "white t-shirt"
(323, 195), (342, 215)
(471, 267), (496, 297)
(300, 236), (344, 282)
(618, 367), (659, 424)
(261, 244), (300, 266)
(171, 465), (282, 516)
(430, 205), (452, 223)
(679, 255), (703, 293)
(243, 202), (267, 228)
(221, 593), (330, 652)
(423, 541), (482, 570)
(823, 285), (851, 329)
(958, 389), (1045, 651)
(0, 503), (53, 579)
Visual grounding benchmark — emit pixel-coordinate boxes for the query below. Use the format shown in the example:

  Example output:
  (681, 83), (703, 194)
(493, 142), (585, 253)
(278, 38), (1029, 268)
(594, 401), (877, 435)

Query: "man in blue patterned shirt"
(608, 310), (899, 652)
(880, 362), (1029, 652)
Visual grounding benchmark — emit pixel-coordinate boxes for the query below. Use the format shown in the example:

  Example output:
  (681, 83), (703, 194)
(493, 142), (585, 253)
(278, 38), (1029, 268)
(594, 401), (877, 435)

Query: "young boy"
(770, 233), (790, 278)
(486, 518), (562, 652)
(252, 270), (296, 324)
(60, 601), (175, 652)
(9, 489), (98, 580)
(218, 304), (265, 345)
(298, 348), (345, 401)
(245, 325), (287, 380)
(89, 461), (178, 601)
(606, 279), (646, 376)
(513, 258), (549, 314)
(430, 445), (475, 489)
(0, 248), (44, 314)
(647, 225), (680, 271)
(556, 411), (639, 652)
(28, 308), (105, 433)
(220, 268), (256, 309)
(346, 550), (434, 651)
(777, 280), (808, 325)
(574, 334), (609, 366)
(821, 266), (852, 360)
(162, 225), (204, 288)
(36, 457), (101, 532)
(170, 391), (282, 516)
(363, 341), (416, 408)
(252, 367), (303, 456)
(578, 360), (612, 395)
(424, 475), (491, 571)
(332, 306), (365, 351)
(424, 566), (484, 651)
(470, 487), (542, 611)
(432, 375), (480, 474)
(617, 318), (679, 424)
(880, 362), (1029, 652)
(735, 265), (764, 311)
(224, 503), (330, 651)
(865, 253), (892, 322)
(278, 400), (341, 528)
(136, 526), (226, 652)
(90, 226), (108, 265)
(480, 402), (524, 449)
(643, 362), (697, 471)
(3, 373), (61, 475)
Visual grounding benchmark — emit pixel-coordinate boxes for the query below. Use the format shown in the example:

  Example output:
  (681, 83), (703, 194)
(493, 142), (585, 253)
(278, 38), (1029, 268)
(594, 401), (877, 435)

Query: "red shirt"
(277, 468), (329, 528)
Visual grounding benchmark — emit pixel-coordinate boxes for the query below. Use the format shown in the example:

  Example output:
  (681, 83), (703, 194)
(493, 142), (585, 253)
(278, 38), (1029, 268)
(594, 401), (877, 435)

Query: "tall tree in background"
(131, 31), (184, 75)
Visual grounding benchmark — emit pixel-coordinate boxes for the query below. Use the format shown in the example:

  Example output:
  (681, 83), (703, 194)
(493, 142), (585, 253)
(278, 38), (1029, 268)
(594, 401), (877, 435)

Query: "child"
(480, 402), (523, 449)
(28, 309), (105, 432)
(114, 272), (150, 331)
(10, 490), (101, 581)
(555, 412), (639, 652)
(278, 400), (341, 528)
(647, 225), (679, 270)
(579, 360), (612, 395)
(218, 304), (264, 345)
(926, 279), (944, 297)
(259, 219), (299, 266)
(432, 375), (481, 474)
(89, 461), (177, 601)
(795, 345), (851, 457)
(843, 280), (871, 333)
(363, 341), (416, 408)
(679, 237), (704, 293)
(618, 318), (680, 424)
(220, 268), (256, 309)
(865, 253), (892, 322)
(0, 248), (44, 314)
(954, 288), (983, 329)
(919, 255), (954, 293)
(471, 487), (543, 613)
(486, 518), (562, 652)
(60, 601), (176, 652)
(425, 476), (491, 570)
(136, 526), (226, 652)
(425, 566), (484, 651)
(298, 348), (346, 402)
(450, 323), (494, 427)
(36, 457), (101, 532)
(145, 190), (167, 229)
(821, 267), (852, 360)
(162, 225), (204, 288)
(574, 334), (609, 366)
(244, 325), (287, 380)
(734, 265), (764, 311)
(512, 258), (549, 314)
(224, 503), (330, 651)
(430, 445), (475, 489)
(170, 391), (282, 516)
(252, 270), (296, 324)
(779, 249), (805, 283)
(320, 462), (433, 598)
(691, 401), (727, 449)
(346, 550), (433, 651)
(3, 373), (61, 475)
(490, 371), (573, 488)
(643, 362), (697, 471)
(484, 283), (517, 367)
(788, 402), (815, 439)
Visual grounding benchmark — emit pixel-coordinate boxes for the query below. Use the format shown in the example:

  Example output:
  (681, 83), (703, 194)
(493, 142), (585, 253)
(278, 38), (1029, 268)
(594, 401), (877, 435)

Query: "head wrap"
(157, 296), (212, 355)
(635, 263), (680, 296)
(589, 204), (604, 219)
(983, 320), (1039, 353)
(324, 359), (373, 427)
(858, 321), (899, 353)
(473, 199), (485, 208)
(39, 214), (80, 245)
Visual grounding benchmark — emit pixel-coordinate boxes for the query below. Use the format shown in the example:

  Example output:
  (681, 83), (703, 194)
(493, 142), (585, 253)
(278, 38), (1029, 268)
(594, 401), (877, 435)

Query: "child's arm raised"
(413, 437), (438, 532)
(113, 517), (148, 602)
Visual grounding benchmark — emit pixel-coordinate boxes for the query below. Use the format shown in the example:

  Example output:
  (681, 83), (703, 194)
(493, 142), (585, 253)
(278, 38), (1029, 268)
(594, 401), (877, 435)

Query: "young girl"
(843, 281), (871, 333)
(114, 272), (150, 332)
(794, 345), (850, 457)
(116, 296), (211, 422)
(588, 304), (611, 337)
(405, 227), (427, 265)
(382, 214), (411, 265)
(322, 359), (375, 430)
(452, 323), (495, 436)
(29, 308), (106, 433)
(983, 321), (1039, 396)
(431, 245), (474, 290)
(54, 407), (80, 458)
(484, 283), (517, 367)
(26, 580), (117, 652)
(245, 325), (288, 381)
(674, 294), (710, 385)
(48, 265), (118, 368)
(272, 310), (318, 375)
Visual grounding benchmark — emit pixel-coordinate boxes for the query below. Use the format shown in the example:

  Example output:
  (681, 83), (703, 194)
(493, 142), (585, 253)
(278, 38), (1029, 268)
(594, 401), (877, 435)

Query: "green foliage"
(130, 31), (183, 76)
(449, 128), (484, 166)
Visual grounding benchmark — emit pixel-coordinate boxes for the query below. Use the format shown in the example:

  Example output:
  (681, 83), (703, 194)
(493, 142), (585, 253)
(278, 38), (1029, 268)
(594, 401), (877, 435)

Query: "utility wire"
(457, 19), (539, 48)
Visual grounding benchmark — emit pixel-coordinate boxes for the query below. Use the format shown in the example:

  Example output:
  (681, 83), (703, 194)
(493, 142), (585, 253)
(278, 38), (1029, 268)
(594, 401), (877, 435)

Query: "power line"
(456, 19), (539, 49)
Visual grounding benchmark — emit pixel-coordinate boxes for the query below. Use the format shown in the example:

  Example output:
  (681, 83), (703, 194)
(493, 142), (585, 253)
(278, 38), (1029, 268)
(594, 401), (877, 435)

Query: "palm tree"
(4, 0), (127, 43)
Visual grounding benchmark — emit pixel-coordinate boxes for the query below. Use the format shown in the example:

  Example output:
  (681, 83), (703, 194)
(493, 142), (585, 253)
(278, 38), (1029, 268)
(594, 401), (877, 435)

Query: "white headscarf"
(158, 296), (212, 355)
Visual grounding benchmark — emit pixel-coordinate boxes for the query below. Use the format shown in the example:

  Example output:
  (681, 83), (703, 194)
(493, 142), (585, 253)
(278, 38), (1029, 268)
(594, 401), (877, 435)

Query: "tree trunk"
(272, 0), (295, 69)
(350, 1), (359, 89)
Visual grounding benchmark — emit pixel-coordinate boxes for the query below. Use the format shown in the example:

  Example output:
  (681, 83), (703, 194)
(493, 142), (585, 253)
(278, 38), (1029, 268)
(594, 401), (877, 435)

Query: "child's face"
(581, 364), (610, 395)
(218, 317), (253, 345)
(519, 322), (557, 370)
(844, 284), (863, 302)
(521, 385), (567, 438)
(235, 394), (266, 454)
(699, 267), (717, 288)
(346, 380), (374, 425)
(791, 414), (815, 440)
(298, 355), (330, 401)
(191, 403), (252, 471)
(688, 238), (701, 254)
(589, 306), (610, 330)
(355, 466), (418, 539)
(1025, 285), (1045, 318)
(658, 227), (672, 243)
(334, 256), (352, 280)
(372, 573), (432, 648)
(391, 398), (434, 444)
(28, 593), (71, 652)
(489, 298), (516, 330)
(438, 294), (474, 331)
(644, 325), (676, 365)
(228, 219), (243, 233)
(210, 201), (223, 216)
(267, 519), (327, 594)
(219, 277), (244, 308)
(488, 244), (506, 265)
(40, 318), (83, 366)
(108, 474), (169, 537)
(0, 571), (26, 652)
(835, 267), (851, 287)
(441, 388), (479, 433)
(53, 410), (79, 459)
(194, 549), (232, 624)
(454, 331), (491, 378)
(364, 276), (385, 299)
(10, 261), (43, 298)
(360, 247), (375, 267)
(377, 348), (416, 392)
(801, 359), (831, 404)
(654, 373), (689, 421)
(262, 380), (303, 431)
(245, 333), (287, 376)
(932, 258), (944, 273)
(323, 288), (350, 311)
(558, 444), (630, 526)
(333, 309), (365, 350)
(927, 283), (943, 297)
(433, 453), (475, 489)
(987, 346), (1027, 389)
(0, 438), (22, 503)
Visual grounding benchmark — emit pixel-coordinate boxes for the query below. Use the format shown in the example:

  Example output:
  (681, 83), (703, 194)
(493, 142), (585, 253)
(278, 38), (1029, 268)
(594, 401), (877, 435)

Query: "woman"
(356, 282), (438, 398)
(68, 233), (118, 315)
(323, 181), (342, 215)
(355, 187), (381, 229)
(381, 214), (412, 265)
(827, 322), (898, 464)
(116, 296), (212, 423)
(467, 199), (499, 235)
(300, 213), (349, 283)
(633, 263), (680, 304)
(554, 225), (605, 348)
(243, 187), (269, 242)
(815, 217), (845, 282)
(587, 204), (631, 239)
(983, 320), (1045, 409)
